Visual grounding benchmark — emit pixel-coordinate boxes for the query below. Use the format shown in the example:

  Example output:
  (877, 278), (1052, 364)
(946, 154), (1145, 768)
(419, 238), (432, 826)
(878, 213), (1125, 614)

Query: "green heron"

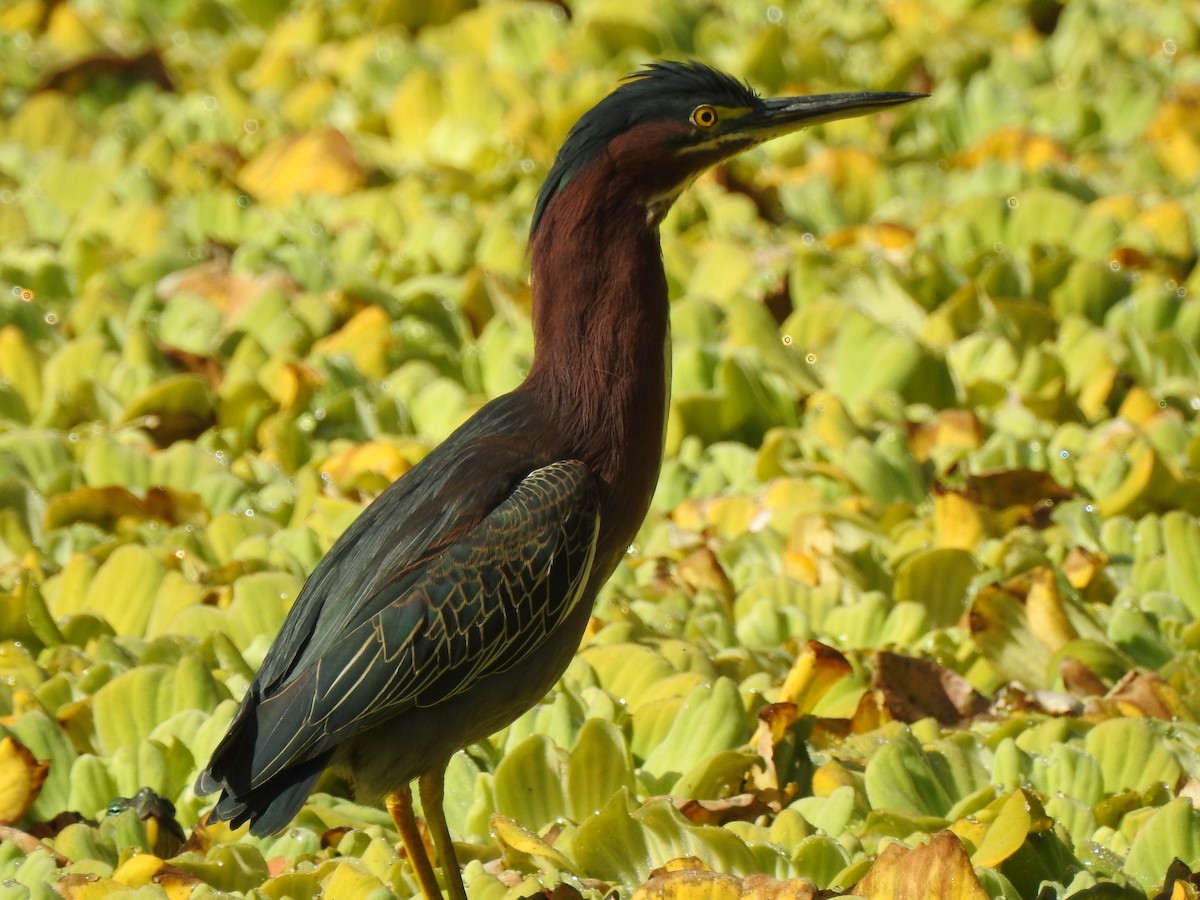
(195, 61), (923, 900)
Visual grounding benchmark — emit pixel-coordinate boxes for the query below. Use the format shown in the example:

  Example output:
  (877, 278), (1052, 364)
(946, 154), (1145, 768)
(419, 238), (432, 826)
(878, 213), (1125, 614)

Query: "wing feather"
(217, 459), (598, 792)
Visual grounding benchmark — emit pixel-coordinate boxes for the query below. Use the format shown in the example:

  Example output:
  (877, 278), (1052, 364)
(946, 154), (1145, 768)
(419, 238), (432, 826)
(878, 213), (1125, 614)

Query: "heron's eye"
(691, 105), (718, 129)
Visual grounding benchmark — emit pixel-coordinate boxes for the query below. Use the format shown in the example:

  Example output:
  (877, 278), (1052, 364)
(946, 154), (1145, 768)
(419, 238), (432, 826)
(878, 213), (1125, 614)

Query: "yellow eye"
(691, 104), (718, 129)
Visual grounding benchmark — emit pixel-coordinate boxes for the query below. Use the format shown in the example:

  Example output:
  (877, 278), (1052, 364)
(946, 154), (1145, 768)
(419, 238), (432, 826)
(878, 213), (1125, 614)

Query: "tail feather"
(203, 752), (330, 836)
(195, 687), (333, 836)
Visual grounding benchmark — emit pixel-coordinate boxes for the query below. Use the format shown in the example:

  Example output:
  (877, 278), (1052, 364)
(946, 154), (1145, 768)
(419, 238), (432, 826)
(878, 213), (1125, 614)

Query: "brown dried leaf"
(872, 651), (989, 726)
(751, 702), (798, 790)
(321, 825), (355, 849)
(43, 485), (207, 531)
(1150, 858), (1200, 900)
(37, 49), (174, 95)
(672, 792), (783, 827)
(1060, 658), (1108, 699)
(964, 469), (1072, 524)
(1105, 671), (1183, 720)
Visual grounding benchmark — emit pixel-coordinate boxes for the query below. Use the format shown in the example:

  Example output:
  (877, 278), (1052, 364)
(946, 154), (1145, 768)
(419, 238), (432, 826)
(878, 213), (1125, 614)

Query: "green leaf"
(565, 718), (635, 823)
(641, 678), (749, 781)
(1085, 718), (1184, 797)
(893, 548), (979, 629)
(1030, 743), (1105, 806)
(569, 790), (650, 887)
(864, 729), (954, 818)
(92, 656), (224, 756)
(1123, 798), (1200, 891)
(493, 734), (567, 829)
(1163, 510), (1200, 619)
(81, 544), (166, 638)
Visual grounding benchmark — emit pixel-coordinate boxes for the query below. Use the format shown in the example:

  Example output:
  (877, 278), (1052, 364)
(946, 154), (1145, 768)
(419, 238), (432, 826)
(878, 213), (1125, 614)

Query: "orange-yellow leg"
(419, 766), (468, 900)
(387, 785), (442, 900)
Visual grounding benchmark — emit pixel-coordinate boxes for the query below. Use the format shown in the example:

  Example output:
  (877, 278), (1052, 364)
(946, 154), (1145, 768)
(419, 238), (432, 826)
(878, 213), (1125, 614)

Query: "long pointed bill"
(738, 91), (927, 142)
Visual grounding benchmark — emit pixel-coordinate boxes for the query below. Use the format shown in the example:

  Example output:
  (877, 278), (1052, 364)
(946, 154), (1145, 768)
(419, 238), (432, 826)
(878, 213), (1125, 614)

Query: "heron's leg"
(419, 765), (468, 900)
(387, 785), (442, 900)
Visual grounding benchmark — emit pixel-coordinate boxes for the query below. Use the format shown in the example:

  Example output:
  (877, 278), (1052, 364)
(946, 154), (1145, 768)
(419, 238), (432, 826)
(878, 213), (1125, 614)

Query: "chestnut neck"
(519, 155), (671, 560)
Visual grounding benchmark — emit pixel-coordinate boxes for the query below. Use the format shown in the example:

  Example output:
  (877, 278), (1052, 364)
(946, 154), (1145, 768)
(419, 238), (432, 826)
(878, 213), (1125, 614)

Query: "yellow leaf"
(282, 78), (337, 129)
(1146, 88), (1200, 184)
(0, 325), (43, 415)
(806, 391), (858, 450)
(44, 485), (206, 531)
(1128, 200), (1194, 264)
(0, 736), (49, 824)
(1118, 385), (1164, 427)
(676, 548), (735, 604)
(954, 127), (1069, 171)
(54, 874), (128, 900)
(670, 495), (757, 539)
(969, 791), (1034, 868)
(823, 222), (916, 253)
(780, 642), (852, 714)
(1025, 567), (1077, 653)
(810, 760), (857, 797)
(0, 0), (41, 31)
(321, 440), (417, 493)
(850, 689), (892, 734)
(949, 814), (988, 853)
(705, 496), (757, 539)
(243, 5), (324, 93)
(810, 146), (882, 191)
(634, 869), (745, 900)
(1096, 440), (1200, 517)
(856, 831), (989, 900)
(267, 361), (323, 413)
(934, 490), (984, 551)
(43, 3), (104, 60)
(319, 859), (387, 896)
(660, 858), (710, 873)
(311, 306), (393, 379)
(238, 128), (364, 205)
(968, 584), (1050, 689)
(672, 498), (707, 534)
(783, 551), (820, 586)
(490, 814), (576, 872)
(1077, 364), (1118, 420)
(113, 853), (168, 887)
(1087, 193), (1140, 223)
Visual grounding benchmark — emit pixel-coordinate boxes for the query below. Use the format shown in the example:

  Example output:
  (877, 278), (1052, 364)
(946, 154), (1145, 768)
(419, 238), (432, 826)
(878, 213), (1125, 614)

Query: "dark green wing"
(224, 459), (599, 791)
